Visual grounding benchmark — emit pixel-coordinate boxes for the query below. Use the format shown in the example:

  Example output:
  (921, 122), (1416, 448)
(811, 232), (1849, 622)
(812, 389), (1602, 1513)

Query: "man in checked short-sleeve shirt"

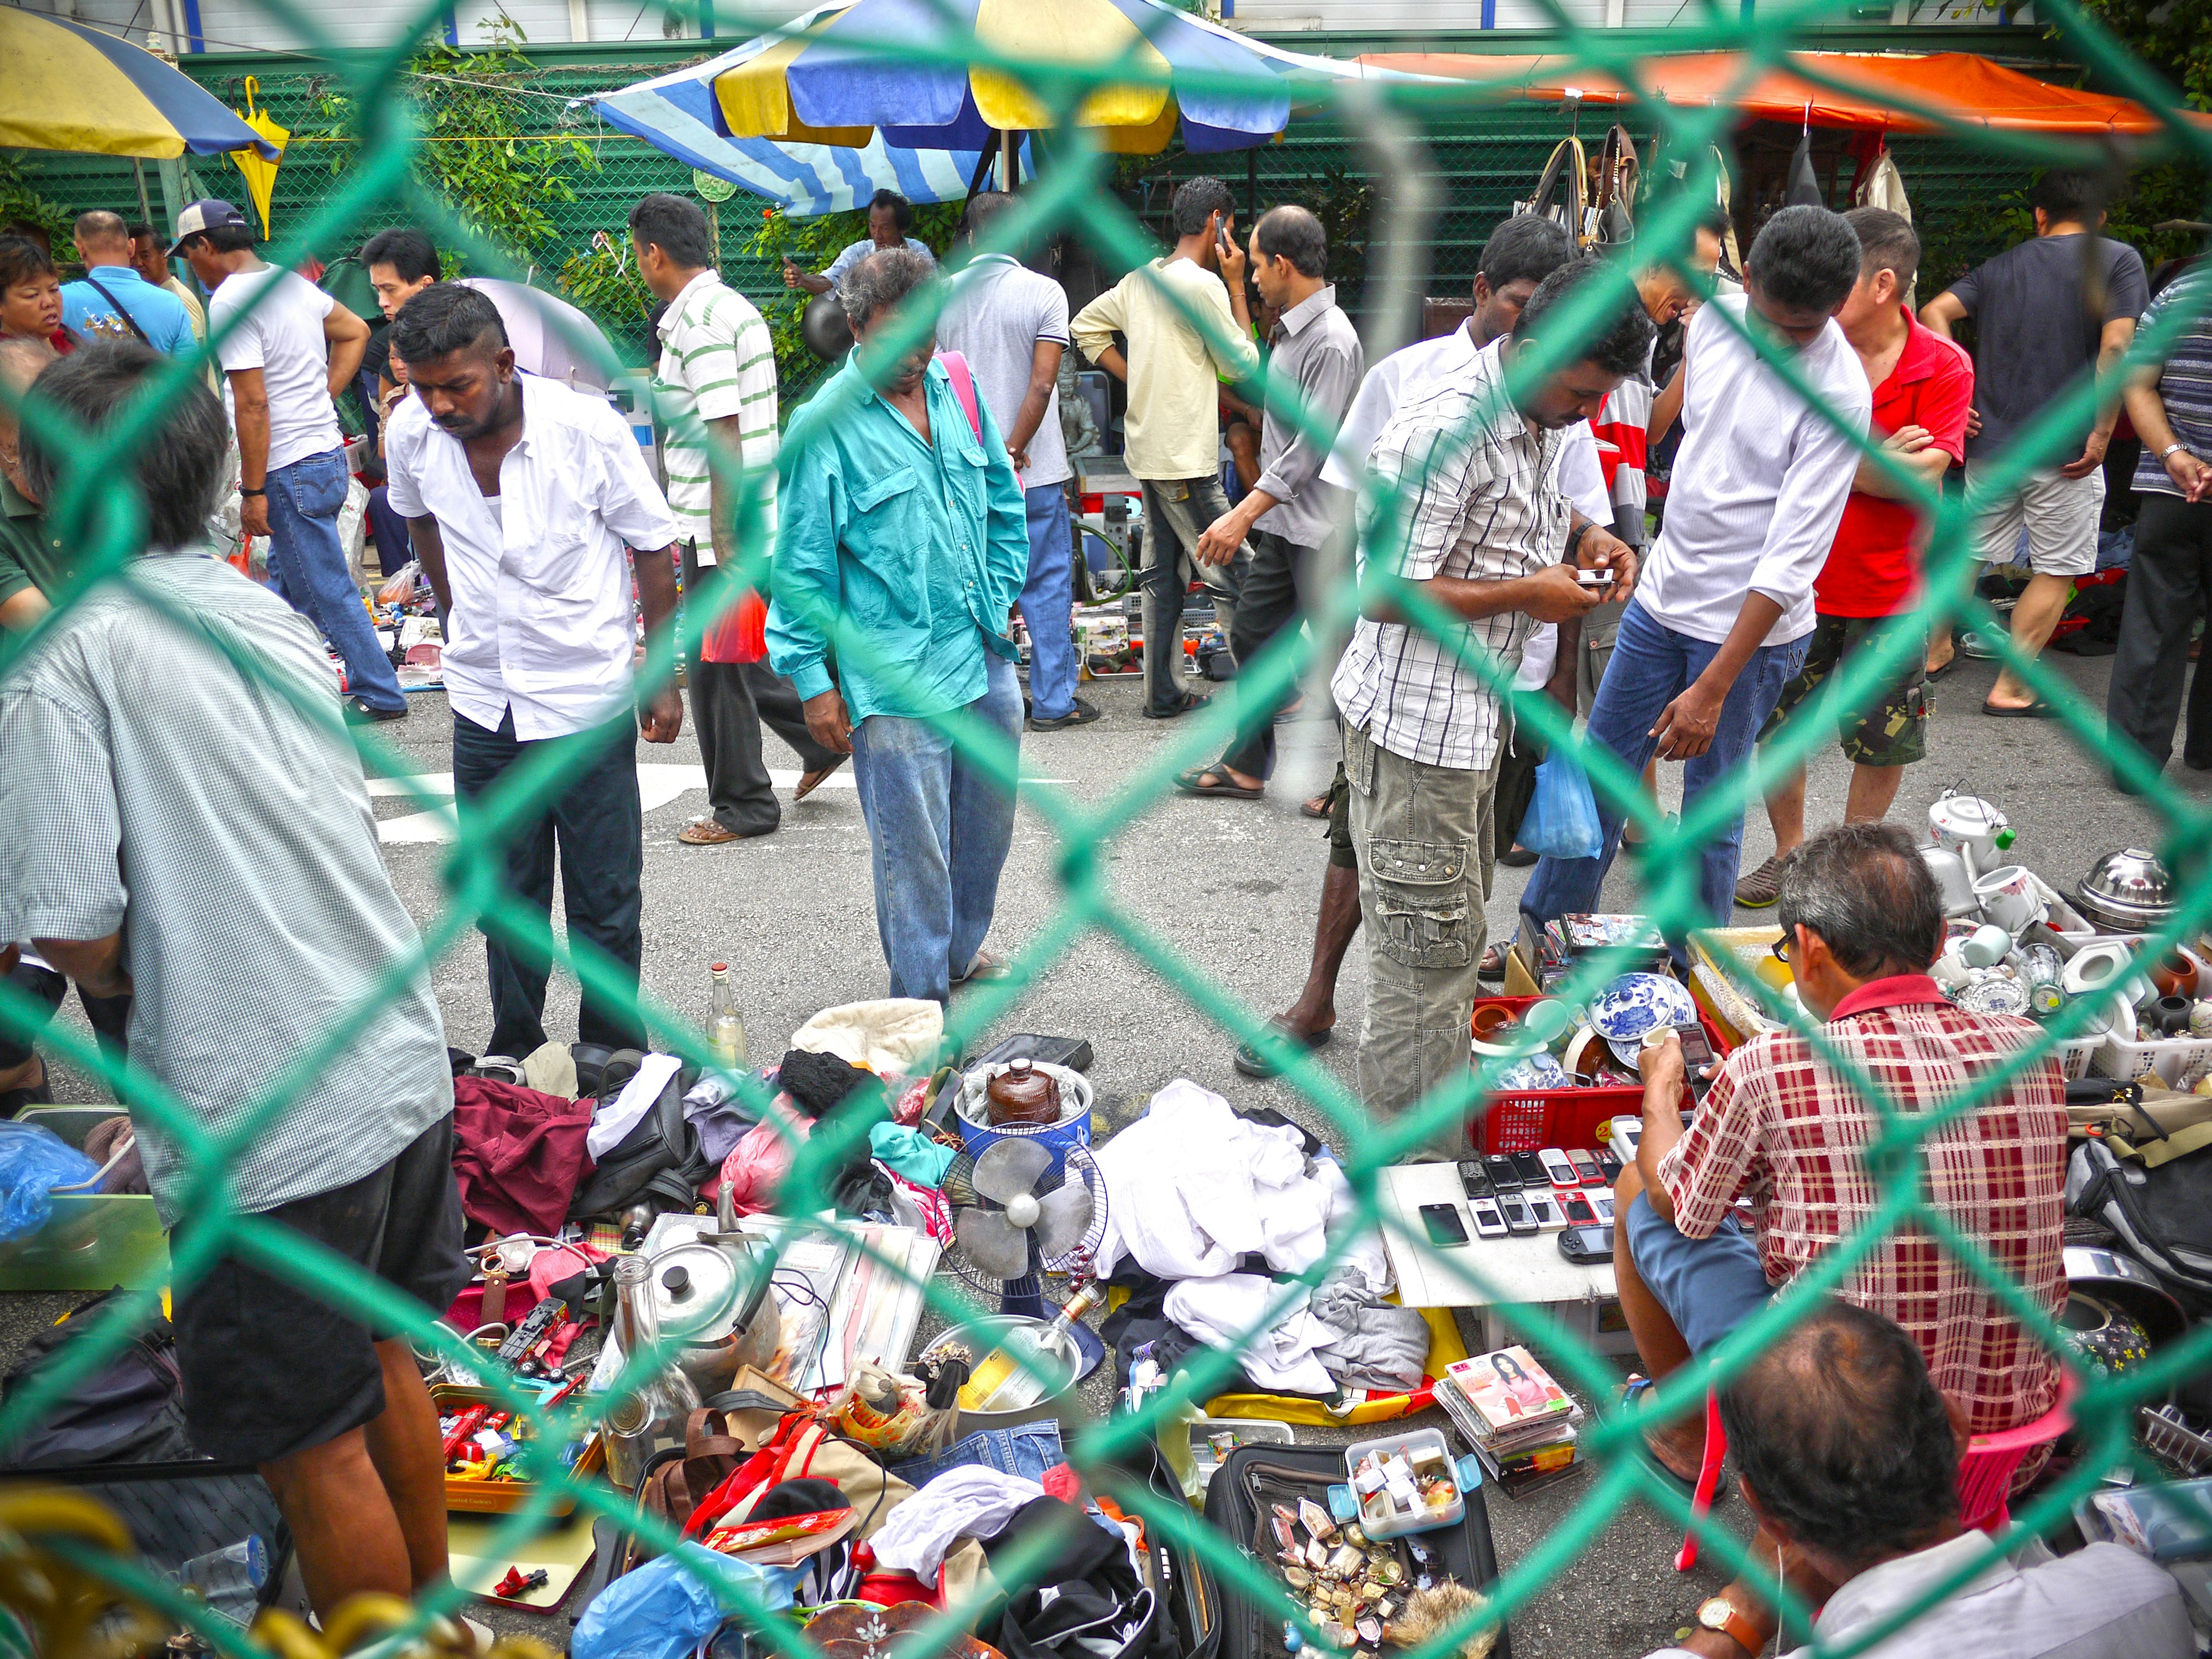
(1329, 260), (1652, 1123)
(632, 194), (843, 847)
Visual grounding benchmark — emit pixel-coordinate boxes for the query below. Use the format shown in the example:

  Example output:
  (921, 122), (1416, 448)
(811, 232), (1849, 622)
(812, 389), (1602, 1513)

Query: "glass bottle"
(601, 1254), (701, 1492)
(708, 961), (747, 1072)
(958, 1282), (1102, 1413)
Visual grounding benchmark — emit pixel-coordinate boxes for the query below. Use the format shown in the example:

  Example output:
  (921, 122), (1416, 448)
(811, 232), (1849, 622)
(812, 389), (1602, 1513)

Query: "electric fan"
(940, 1140), (1108, 1319)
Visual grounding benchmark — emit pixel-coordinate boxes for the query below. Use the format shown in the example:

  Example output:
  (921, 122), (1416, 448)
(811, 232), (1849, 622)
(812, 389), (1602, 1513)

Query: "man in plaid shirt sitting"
(1615, 823), (2068, 1503)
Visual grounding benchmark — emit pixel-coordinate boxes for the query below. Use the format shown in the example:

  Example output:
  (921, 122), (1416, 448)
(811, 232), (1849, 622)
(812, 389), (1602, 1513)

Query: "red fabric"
(853, 1572), (938, 1609)
(1828, 973), (1948, 1019)
(450, 1074), (596, 1237)
(701, 586), (769, 665)
(1815, 308), (1976, 619)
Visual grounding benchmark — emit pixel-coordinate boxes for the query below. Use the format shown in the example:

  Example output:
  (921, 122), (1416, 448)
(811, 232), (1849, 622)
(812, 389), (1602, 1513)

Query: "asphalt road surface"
(12, 636), (2193, 1655)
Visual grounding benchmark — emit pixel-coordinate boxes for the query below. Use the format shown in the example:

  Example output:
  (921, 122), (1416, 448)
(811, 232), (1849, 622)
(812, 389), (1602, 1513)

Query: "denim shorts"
(1624, 1190), (1773, 1354)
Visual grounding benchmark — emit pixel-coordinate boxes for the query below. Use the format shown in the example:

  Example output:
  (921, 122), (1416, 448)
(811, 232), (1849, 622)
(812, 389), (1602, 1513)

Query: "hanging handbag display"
(1513, 136), (1588, 247)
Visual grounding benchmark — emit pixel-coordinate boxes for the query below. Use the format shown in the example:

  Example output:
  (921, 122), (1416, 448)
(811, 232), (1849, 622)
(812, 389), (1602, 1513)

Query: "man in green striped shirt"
(633, 193), (843, 847)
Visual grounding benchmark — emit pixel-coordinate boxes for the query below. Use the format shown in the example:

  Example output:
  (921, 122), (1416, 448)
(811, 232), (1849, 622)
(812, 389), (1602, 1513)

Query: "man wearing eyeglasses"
(1610, 822), (2069, 1618)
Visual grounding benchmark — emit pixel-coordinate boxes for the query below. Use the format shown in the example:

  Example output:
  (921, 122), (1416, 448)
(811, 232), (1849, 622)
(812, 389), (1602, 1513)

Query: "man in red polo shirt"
(1736, 208), (1974, 908)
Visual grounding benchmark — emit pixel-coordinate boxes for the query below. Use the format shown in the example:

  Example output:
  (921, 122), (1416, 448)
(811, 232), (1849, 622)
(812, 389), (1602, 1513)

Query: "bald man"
(61, 211), (195, 356)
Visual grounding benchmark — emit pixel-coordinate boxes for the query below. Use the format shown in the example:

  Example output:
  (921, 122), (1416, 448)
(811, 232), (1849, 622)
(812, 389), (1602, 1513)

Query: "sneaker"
(345, 696), (410, 724)
(1027, 697), (1103, 732)
(1735, 854), (1786, 909)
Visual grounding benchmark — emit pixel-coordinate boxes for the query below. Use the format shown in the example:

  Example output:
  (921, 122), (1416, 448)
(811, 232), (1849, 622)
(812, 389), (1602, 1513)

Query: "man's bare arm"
(1005, 339), (1065, 468)
(405, 514), (450, 611)
(33, 932), (130, 1000)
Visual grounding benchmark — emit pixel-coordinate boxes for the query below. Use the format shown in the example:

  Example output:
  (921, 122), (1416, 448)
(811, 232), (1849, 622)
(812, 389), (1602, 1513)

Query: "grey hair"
(838, 246), (938, 333)
(1775, 821), (1944, 979)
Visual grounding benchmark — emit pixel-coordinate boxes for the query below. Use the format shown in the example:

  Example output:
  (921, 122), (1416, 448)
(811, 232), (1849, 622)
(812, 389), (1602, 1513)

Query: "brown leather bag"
(637, 1407), (746, 1551)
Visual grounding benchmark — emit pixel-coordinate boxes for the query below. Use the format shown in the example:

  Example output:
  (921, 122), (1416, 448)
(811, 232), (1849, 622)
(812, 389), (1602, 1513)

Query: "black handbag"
(568, 1058), (712, 1221)
(1202, 1443), (1509, 1659)
(2068, 1134), (2212, 1311)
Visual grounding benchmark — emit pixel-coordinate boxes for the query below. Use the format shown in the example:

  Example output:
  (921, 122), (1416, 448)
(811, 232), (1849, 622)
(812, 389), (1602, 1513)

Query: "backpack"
(2067, 1133), (2212, 1311)
(568, 1056), (713, 1222)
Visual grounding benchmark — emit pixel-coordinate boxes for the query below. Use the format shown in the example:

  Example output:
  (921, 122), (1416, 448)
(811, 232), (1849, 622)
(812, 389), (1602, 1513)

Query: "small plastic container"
(1342, 1427), (1465, 1538)
(1188, 1417), (1293, 1494)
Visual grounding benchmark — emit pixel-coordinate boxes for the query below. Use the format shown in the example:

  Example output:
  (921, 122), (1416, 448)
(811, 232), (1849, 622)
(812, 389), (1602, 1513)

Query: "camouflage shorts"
(1757, 612), (1929, 768)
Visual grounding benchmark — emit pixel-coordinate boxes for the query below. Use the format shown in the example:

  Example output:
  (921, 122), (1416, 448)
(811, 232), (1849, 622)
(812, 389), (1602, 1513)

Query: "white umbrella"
(458, 277), (620, 390)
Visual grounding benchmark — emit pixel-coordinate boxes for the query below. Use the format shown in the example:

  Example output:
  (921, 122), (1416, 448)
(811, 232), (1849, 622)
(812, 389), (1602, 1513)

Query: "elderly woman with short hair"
(766, 246), (1030, 1004)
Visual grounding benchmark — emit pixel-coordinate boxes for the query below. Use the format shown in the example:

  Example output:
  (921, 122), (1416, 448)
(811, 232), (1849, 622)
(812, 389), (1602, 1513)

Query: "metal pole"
(133, 160), (154, 229)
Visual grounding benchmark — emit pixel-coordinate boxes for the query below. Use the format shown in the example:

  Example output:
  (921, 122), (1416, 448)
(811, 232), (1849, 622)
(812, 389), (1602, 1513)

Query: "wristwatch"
(1695, 1596), (1763, 1655)
(239, 487), (267, 497)
(1565, 519), (1594, 562)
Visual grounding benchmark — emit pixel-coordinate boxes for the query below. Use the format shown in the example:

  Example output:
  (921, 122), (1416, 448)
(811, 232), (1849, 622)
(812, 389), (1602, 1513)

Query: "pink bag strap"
(936, 349), (984, 446)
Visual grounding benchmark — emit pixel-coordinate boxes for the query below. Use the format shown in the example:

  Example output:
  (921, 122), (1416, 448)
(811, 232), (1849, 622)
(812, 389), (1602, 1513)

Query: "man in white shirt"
(782, 189), (937, 296)
(1071, 175), (1262, 721)
(631, 192), (842, 847)
(935, 190), (1095, 732)
(1234, 216), (1605, 1079)
(1646, 1299), (2187, 1659)
(384, 283), (685, 1060)
(171, 199), (403, 723)
(1521, 206), (1871, 948)
(1333, 260), (1650, 1120)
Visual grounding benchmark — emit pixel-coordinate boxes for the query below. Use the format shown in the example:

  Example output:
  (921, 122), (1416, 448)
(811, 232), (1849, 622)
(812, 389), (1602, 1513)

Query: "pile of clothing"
(1091, 1082), (1429, 1399)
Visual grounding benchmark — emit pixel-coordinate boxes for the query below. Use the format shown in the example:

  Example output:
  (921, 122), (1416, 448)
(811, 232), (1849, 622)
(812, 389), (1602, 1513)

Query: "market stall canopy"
(0, 10), (278, 160)
(1357, 49), (2212, 137)
(593, 19), (990, 217)
(711, 0), (1370, 155)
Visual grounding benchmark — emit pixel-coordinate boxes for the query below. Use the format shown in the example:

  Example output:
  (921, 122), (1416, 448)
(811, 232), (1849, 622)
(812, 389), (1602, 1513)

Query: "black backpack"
(2068, 1134), (2212, 1311)
(568, 1056), (713, 1222)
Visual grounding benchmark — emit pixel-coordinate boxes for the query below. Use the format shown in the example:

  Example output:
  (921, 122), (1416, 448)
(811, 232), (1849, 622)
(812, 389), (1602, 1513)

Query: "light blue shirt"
(823, 237), (936, 287)
(768, 353), (1027, 726)
(60, 265), (197, 357)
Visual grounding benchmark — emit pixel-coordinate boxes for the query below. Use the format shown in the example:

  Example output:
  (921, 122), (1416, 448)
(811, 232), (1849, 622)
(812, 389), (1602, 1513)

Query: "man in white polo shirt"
(384, 283), (684, 1061)
(1521, 206), (1871, 948)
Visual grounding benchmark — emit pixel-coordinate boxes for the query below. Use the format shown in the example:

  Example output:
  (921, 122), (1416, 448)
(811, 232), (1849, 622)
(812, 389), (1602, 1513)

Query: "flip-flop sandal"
(1232, 1023), (1333, 1079)
(794, 760), (846, 801)
(1926, 656), (1960, 681)
(1175, 766), (1262, 800)
(678, 817), (759, 845)
(951, 951), (1013, 987)
(1299, 797), (1331, 821)
(1982, 700), (2053, 719)
(1141, 691), (1212, 721)
(1478, 945), (1508, 982)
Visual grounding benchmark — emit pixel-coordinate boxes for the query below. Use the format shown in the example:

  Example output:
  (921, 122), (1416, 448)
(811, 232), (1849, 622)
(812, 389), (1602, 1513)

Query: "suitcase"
(1201, 1442), (1510, 1659)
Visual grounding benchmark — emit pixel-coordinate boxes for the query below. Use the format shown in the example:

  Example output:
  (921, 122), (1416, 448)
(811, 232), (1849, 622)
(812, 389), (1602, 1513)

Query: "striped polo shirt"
(652, 269), (778, 563)
(2132, 273), (2212, 499)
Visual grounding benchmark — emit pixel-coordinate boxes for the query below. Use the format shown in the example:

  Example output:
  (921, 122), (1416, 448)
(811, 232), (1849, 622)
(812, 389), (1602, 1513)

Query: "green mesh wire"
(4, 3), (2212, 1658)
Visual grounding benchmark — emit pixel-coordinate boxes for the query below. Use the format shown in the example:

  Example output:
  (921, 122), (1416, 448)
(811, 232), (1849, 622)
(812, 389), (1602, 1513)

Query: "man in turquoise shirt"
(770, 246), (1030, 1004)
(59, 212), (196, 357)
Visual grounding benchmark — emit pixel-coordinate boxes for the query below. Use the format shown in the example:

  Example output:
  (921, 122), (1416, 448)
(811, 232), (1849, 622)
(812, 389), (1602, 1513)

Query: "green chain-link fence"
(3, 3), (2212, 1658)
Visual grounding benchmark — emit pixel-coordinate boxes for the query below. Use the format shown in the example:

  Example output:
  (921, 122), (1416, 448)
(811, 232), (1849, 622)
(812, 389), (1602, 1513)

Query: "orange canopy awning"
(1356, 49), (2211, 137)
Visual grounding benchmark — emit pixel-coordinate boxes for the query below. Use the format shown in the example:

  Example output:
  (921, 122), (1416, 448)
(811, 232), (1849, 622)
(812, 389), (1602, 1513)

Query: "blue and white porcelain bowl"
(1588, 973), (1697, 1046)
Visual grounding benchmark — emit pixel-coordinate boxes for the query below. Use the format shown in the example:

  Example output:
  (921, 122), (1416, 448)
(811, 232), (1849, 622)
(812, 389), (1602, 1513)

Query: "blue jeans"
(1022, 483), (1078, 721)
(263, 448), (407, 714)
(1520, 598), (1808, 946)
(849, 653), (1023, 1003)
(888, 1421), (1064, 1488)
(451, 706), (646, 1057)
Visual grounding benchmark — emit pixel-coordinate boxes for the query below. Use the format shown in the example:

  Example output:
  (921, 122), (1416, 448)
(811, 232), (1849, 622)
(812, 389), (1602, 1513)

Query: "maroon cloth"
(450, 1075), (595, 1236)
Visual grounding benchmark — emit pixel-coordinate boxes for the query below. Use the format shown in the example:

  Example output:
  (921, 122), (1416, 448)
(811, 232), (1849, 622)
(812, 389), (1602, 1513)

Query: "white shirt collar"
(656, 269), (723, 342)
(1813, 1533), (2013, 1648)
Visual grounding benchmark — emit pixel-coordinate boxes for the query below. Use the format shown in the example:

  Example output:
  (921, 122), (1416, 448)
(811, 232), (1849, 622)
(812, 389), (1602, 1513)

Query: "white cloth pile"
(1092, 1081), (1416, 1394)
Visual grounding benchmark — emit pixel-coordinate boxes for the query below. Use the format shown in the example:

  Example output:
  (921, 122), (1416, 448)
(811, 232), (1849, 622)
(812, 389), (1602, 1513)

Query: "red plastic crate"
(1468, 993), (1719, 1155)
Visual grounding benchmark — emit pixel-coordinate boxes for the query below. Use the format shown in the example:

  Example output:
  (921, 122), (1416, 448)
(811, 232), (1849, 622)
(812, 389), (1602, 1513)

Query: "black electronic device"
(1457, 1160), (1493, 1200)
(1498, 1192), (1538, 1237)
(1418, 1203), (1472, 1248)
(1595, 1145), (1623, 1182)
(1558, 1224), (1614, 1264)
(1484, 1154), (1522, 1191)
(1510, 1150), (1547, 1186)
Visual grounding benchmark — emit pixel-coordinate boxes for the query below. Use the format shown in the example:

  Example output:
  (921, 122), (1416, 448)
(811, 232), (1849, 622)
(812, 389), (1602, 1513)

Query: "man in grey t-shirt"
(0, 343), (463, 1622)
(935, 191), (1094, 729)
(1922, 170), (2147, 709)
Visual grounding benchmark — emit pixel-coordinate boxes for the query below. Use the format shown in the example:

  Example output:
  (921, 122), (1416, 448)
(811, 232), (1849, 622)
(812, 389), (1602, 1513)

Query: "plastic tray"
(1469, 997), (1718, 1155)
(2094, 1029), (2212, 1087)
(1343, 1427), (1465, 1538)
(0, 1108), (168, 1293)
(1189, 1417), (1293, 1495)
(433, 1383), (603, 1515)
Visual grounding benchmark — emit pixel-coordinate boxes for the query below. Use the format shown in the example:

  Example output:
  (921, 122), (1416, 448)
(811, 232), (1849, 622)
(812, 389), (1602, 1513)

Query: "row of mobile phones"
(1467, 1146), (1616, 1194)
(1420, 1178), (1616, 1244)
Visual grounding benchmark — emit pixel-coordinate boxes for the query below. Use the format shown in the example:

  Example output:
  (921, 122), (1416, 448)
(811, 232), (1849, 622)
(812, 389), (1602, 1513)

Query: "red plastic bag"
(700, 585), (768, 665)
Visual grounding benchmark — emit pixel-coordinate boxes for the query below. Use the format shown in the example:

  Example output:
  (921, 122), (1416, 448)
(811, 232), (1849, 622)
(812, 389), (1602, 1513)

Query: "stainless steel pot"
(647, 1235), (780, 1392)
(2076, 848), (2178, 932)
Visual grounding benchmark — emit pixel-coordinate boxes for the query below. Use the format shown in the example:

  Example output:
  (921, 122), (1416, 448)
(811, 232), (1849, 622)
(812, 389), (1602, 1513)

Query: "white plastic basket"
(2093, 1030), (2212, 1087)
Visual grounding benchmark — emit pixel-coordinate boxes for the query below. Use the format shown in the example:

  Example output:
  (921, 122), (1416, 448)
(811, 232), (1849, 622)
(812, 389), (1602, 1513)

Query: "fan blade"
(1031, 1181), (1094, 1262)
(956, 1206), (1037, 1282)
(973, 1139), (1055, 1206)
(939, 1153), (980, 1209)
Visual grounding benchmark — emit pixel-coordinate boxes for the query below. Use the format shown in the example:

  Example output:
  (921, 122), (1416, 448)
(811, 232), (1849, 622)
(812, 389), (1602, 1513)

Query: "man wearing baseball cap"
(173, 200), (404, 722)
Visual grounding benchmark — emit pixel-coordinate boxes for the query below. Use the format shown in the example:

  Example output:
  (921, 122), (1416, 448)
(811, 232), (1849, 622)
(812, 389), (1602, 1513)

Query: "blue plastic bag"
(0, 1123), (100, 1242)
(1519, 749), (1604, 861)
(571, 1547), (796, 1659)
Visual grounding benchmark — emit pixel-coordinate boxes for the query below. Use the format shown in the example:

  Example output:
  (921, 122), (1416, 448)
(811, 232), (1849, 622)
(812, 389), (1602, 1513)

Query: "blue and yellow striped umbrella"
(713, 0), (1299, 156)
(0, 10), (276, 160)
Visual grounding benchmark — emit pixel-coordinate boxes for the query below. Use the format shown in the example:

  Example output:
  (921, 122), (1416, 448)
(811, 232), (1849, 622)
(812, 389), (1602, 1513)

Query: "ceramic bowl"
(1587, 973), (1696, 1046)
(2076, 848), (2177, 932)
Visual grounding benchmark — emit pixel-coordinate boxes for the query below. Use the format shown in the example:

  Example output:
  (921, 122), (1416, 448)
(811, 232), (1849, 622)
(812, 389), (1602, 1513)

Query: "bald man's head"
(74, 210), (132, 265)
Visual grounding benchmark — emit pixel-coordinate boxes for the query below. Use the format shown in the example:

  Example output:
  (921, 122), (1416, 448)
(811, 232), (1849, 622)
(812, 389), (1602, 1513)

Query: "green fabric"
(766, 354), (1028, 721)
(869, 1121), (956, 1187)
(0, 471), (69, 609)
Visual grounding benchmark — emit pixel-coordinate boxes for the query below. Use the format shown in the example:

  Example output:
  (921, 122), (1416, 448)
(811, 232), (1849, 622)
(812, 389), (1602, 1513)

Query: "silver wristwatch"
(2161, 442), (2189, 462)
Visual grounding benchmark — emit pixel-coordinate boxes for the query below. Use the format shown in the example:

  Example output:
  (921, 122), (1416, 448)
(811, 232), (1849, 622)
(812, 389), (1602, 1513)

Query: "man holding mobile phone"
(1070, 177), (1261, 722)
